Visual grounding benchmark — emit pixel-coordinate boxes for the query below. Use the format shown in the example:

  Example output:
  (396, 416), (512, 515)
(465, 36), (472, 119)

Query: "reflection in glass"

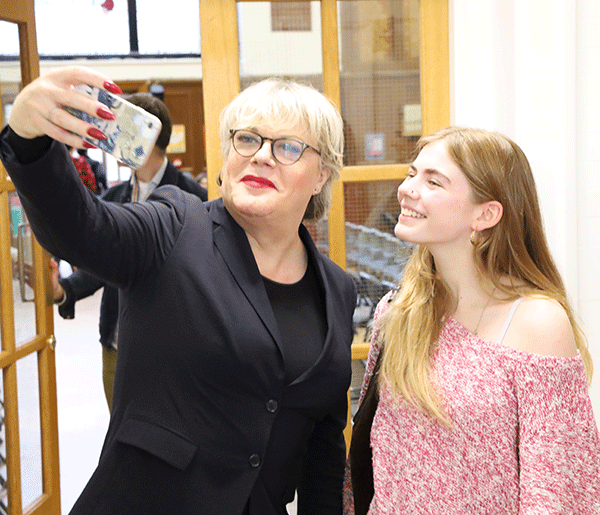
(8, 192), (37, 347)
(17, 353), (43, 509)
(339, 0), (421, 165)
(0, 375), (7, 514)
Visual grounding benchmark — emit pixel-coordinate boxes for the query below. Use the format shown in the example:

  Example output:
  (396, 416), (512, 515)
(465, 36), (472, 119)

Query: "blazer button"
(249, 454), (261, 468)
(266, 399), (278, 413)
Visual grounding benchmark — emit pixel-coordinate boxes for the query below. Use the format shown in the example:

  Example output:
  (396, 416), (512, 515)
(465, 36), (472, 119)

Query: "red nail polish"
(87, 127), (107, 140)
(96, 107), (116, 120)
(103, 81), (123, 95)
(82, 141), (98, 149)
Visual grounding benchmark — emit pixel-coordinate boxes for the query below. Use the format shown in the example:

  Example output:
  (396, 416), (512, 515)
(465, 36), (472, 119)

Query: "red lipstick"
(241, 175), (276, 189)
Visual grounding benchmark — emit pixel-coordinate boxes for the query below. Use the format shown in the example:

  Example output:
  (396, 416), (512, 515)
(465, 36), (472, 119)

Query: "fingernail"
(103, 81), (123, 95)
(82, 141), (98, 149)
(87, 127), (106, 140)
(96, 107), (115, 120)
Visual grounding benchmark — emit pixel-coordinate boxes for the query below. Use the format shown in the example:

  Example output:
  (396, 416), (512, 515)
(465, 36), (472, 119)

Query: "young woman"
(345, 126), (600, 514)
(0, 66), (355, 515)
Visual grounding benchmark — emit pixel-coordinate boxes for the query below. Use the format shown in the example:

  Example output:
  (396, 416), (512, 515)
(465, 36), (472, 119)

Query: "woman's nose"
(253, 139), (275, 163)
(398, 180), (416, 201)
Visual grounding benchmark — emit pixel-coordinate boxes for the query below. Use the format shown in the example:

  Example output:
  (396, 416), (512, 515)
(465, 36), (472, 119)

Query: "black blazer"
(58, 159), (208, 348)
(1, 133), (356, 515)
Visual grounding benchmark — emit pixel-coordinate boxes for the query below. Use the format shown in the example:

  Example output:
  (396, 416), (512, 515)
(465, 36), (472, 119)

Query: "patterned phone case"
(66, 85), (162, 168)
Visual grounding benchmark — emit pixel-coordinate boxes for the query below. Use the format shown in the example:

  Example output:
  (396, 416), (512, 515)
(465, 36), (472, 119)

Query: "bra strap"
(496, 297), (524, 344)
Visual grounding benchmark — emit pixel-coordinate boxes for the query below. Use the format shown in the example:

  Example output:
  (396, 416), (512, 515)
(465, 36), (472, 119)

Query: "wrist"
(54, 289), (67, 306)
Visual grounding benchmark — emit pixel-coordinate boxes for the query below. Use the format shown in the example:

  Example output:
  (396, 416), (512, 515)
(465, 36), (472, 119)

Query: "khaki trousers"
(102, 346), (117, 410)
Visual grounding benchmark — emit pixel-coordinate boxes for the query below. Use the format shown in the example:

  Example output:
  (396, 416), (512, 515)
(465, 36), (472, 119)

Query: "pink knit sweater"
(344, 293), (600, 514)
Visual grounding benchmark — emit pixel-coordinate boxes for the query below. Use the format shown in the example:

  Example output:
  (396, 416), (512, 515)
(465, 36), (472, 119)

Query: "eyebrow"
(409, 164), (451, 184)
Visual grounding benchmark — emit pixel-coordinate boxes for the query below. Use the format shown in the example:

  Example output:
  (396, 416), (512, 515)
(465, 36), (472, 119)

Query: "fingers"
(48, 258), (64, 301)
(8, 66), (122, 147)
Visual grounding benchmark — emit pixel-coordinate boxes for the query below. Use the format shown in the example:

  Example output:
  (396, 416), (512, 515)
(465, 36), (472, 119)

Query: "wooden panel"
(321, 0), (346, 269)
(0, 0), (28, 23)
(163, 81), (205, 177)
(200, 0), (240, 200)
(420, 0), (450, 134)
(342, 163), (409, 183)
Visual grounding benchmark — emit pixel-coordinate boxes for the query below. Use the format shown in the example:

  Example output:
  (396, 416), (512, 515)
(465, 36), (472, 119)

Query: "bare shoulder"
(503, 297), (578, 358)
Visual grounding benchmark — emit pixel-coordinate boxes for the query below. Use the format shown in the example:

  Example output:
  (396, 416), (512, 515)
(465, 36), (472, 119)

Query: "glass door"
(0, 1), (61, 514)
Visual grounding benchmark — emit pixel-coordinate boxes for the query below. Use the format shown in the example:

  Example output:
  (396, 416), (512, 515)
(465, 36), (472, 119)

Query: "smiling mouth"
(241, 175), (276, 189)
(401, 207), (425, 219)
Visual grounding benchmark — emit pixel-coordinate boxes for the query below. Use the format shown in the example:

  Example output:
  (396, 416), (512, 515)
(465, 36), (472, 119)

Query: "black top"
(263, 260), (327, 383)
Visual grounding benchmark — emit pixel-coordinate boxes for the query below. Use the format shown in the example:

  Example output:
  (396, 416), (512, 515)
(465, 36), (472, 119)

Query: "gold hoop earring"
(470, 230), (477, 246)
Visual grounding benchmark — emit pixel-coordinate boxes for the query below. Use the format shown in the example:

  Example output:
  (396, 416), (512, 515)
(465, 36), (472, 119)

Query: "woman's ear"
(316, 166), (332, 192)
(474, 200), (503, 231)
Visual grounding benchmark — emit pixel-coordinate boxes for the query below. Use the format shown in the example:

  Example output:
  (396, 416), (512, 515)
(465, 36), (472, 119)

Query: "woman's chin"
(227, 194), (277, 220)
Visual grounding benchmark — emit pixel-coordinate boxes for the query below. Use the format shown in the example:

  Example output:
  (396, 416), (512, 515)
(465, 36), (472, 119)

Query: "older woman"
(0, 67), (356, 515)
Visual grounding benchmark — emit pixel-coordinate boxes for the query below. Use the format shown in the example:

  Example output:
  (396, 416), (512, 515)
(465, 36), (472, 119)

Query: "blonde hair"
(218, 78), (344, 222)
(378, 126), (592, 425)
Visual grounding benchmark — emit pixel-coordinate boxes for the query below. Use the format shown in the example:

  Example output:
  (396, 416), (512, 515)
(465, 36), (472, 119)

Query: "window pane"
(9, 192), (37, 347)
(137, 0), (201, 54)
(34, 0), (130, 56)
(345, 179), (413, 342)
(0, 21), (19, 57)
(339, 0), (421, 166)
(18, 353), (43, 509)
(0, 0), (201, 57)
(345, 180), (412, 287)
(238, 1), (322, 82)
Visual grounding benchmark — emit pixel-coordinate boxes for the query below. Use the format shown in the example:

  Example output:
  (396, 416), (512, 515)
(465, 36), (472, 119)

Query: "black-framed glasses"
(230, 129), (321, 165)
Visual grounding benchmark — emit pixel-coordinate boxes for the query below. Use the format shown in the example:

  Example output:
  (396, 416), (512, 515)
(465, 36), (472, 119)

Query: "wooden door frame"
(0, 1), (61, 513)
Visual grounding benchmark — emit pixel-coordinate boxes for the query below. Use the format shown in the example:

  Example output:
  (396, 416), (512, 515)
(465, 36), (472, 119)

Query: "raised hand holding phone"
(66, 85), (162, 168)
(7, 66), (121, 146)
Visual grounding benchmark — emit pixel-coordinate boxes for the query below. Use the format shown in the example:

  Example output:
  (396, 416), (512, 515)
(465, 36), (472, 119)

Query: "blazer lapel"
(158, 160), (178, 186)
(208, 200), (283, 350)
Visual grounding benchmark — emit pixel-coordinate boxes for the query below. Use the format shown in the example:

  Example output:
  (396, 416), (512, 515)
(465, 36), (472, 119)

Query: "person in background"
(344, 126), (600, 514)
(50, 91), (207, 409)
(76, 147), (108, 194)
(196, 170), (208, 190)
(1, 66), (355, 515)
(67, 145), (97, 194)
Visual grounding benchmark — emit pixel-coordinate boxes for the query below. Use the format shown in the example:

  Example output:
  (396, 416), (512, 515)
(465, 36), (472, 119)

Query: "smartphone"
(66, 85), (162, 168)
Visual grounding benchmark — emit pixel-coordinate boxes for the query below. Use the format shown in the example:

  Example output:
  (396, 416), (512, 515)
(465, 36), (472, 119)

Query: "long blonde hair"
(378, 127), (592, 425)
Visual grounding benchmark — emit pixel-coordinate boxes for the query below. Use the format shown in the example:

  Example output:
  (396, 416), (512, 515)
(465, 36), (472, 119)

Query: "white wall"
(451, 0), (600, 424)
(575, 0), (600, 423)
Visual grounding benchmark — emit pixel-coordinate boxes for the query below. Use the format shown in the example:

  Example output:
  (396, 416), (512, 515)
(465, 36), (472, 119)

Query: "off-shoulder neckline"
(444, 315), (582, 363)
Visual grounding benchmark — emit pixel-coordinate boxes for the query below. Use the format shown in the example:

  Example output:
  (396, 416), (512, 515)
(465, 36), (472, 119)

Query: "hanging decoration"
(101, 0), (114, 13)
